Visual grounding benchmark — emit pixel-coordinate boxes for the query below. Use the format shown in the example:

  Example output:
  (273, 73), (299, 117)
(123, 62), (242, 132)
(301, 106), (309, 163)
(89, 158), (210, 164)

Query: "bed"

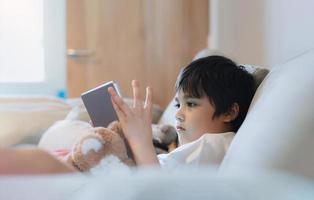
(1, 49), (314, 199)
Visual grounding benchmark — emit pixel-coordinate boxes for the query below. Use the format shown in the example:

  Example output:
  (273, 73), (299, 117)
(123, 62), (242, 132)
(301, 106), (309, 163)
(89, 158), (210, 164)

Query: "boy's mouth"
(176, 126), (186, 132)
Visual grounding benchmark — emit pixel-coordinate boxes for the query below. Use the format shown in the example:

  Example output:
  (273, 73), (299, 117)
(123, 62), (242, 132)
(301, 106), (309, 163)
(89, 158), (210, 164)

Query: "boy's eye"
(187, 102), (197, 107)
(174, 103), (180, 108)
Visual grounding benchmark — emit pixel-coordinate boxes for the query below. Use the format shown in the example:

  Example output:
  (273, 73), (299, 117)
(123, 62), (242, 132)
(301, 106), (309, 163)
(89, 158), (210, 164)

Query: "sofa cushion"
(220, 49), (314, 179)
(0, 96), (72, 147)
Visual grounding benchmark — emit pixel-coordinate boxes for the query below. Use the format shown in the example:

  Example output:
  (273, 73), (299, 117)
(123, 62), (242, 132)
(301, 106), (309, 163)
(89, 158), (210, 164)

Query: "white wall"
(209, 0), (314, 68)
(43, 0), (66, 97)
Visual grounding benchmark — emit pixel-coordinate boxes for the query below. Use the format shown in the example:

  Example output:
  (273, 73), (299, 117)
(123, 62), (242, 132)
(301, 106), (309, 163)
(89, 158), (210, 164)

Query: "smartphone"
(81, 81), (121, 127)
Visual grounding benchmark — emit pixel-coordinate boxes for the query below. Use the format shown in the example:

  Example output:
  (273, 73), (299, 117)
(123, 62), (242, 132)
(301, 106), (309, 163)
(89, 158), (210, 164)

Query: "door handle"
(67, 49), (94, 60)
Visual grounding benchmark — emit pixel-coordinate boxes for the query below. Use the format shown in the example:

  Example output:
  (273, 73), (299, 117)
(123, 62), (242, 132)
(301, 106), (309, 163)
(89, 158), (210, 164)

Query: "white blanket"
(0, 168), (314, 200)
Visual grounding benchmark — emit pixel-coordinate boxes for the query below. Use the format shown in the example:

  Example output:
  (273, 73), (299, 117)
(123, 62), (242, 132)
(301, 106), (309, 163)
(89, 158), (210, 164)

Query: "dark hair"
(175, 55), (255, 132)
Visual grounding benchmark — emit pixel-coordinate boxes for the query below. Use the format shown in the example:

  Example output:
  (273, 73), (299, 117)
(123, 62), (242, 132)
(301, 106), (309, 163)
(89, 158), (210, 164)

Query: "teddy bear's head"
(152, 124), (178, 154)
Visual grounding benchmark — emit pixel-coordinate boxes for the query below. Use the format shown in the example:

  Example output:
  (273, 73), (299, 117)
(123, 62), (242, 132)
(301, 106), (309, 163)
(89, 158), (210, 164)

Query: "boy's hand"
(108, 80), (159, 166)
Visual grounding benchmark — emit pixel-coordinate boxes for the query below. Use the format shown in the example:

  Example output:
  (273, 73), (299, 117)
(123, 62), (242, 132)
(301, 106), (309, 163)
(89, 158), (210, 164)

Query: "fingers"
(108, 87), (131, 119)
(144, 86), (153, 108)
(109, 80), (153, 123)
(144, 86), (153, 119)
(132, 80), (143, 108)
(110, 96), (126, 120)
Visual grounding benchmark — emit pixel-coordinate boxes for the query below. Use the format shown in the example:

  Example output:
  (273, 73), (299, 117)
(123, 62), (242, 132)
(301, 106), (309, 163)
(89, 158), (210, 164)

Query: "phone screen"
(81, 81), (121, 127)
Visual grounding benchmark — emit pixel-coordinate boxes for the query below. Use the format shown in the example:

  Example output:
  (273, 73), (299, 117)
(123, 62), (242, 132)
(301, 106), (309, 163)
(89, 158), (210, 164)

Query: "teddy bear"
(64, 121), (131, 171)
(152, 124), (178, 154)
(64, 121), (177, 172)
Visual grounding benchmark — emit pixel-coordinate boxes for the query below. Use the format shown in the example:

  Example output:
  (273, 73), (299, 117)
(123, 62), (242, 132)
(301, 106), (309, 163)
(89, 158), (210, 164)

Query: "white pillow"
(38, 120), (93, 151)
(220, 50), (314, 179)
(0, 96), (71, 147)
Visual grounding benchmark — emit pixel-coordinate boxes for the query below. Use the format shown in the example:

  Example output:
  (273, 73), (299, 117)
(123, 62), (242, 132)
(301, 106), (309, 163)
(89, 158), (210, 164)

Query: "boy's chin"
(177, 133), (192, 145)
(176, 129), (185, 134)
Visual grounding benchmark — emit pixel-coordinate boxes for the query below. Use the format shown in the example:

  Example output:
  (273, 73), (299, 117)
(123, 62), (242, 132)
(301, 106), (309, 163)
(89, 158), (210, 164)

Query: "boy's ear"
(223, 103), (239, 122)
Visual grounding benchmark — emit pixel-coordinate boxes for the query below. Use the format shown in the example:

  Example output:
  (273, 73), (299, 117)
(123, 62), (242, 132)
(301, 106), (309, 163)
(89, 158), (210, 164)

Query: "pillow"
(220, 49), (314, 179)
(0, 96), (71, 147)
(38, 120), (93, 151)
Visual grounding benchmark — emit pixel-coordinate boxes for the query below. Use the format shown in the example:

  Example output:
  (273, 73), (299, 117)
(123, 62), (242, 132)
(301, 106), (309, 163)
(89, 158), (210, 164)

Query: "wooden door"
(67, 0), (208, 108)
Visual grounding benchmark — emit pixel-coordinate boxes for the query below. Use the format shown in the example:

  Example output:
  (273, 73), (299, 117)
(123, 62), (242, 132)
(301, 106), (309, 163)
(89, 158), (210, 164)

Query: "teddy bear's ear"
(107, 121), (124, 139)
(152, 124), (177, 145)
(160, 125), (178, 145)
(152, 124), (178, 153)
(93, 127), (117, 142)
(107, 120), (119, 131)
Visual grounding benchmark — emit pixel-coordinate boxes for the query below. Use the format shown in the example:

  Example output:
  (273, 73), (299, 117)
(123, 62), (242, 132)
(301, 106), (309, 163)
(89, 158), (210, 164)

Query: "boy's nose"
(175, 111), (185, 122)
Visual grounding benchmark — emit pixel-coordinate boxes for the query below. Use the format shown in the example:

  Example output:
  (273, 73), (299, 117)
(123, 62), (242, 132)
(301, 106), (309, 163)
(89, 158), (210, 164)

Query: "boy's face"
(174, 90), (231, 145)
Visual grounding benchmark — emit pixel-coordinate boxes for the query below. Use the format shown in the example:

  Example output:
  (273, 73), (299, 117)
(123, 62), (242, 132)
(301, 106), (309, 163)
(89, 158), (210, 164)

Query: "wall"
(209, 0), (314, 68)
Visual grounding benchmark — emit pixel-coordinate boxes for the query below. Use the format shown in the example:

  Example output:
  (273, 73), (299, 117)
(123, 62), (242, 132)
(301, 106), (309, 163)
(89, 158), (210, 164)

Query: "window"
(0, 0), (44, 82)
(0, 0), (65, 96)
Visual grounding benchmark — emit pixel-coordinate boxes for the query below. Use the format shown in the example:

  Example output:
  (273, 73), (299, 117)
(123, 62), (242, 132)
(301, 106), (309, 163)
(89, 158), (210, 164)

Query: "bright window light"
(0, 0), (44, 82)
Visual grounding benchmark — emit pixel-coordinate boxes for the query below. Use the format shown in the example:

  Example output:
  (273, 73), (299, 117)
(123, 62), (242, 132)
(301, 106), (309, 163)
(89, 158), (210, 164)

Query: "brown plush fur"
(65, 121), (177, 172)
(66, 122), (135, 171)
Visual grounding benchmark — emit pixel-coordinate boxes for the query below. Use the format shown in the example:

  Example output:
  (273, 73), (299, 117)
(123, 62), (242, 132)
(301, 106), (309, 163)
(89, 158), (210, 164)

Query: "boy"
(108, 56), (255, 168)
